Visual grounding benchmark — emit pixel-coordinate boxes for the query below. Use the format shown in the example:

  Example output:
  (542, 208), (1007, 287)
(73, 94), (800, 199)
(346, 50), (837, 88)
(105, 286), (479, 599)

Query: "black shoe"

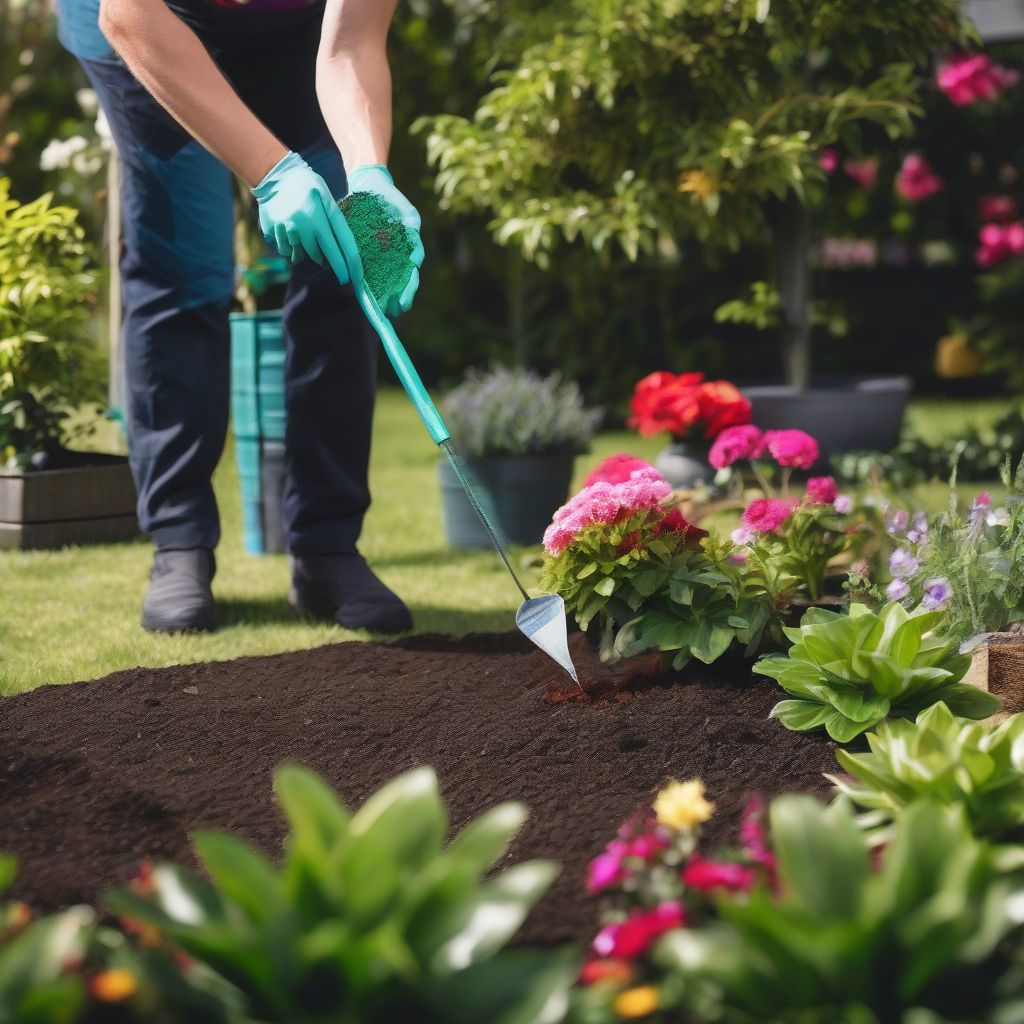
(289, 553), (412, 634)
(141, 548), (216, 633)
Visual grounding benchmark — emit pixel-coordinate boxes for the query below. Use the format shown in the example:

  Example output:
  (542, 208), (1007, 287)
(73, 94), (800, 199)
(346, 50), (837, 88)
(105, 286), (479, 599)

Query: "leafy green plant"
(441, 366), (601, 458)
(830, 701), (1024, 841)
(108, 764), (576, 1024)
(656, 797), (1024, 1024)
(0, 178), (101, 465)
(753, 602), (996, 741)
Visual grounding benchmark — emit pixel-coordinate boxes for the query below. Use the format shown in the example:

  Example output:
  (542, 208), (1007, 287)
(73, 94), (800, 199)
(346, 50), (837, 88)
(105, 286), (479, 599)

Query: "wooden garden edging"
(964, 632), (1024, 719)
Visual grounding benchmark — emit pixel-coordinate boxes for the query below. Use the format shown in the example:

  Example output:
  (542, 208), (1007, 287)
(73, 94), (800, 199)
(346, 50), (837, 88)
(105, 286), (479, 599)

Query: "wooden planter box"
(964, 632), (1024, 719)
(0, 456), (138, 550)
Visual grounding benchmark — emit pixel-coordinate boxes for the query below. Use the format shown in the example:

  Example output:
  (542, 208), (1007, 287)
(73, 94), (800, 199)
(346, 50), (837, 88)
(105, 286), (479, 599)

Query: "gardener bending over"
(56, 0), (422, 633)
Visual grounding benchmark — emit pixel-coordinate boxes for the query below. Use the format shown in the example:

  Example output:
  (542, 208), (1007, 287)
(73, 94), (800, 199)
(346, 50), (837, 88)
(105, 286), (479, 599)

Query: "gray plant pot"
(654, 442), (714, 490)
(742, 376), (912, 460)
(439, 452), (576, 548)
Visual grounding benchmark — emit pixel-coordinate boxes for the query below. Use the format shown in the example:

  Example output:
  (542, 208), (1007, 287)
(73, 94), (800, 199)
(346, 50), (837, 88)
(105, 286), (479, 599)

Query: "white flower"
(76, 88), (99, 115)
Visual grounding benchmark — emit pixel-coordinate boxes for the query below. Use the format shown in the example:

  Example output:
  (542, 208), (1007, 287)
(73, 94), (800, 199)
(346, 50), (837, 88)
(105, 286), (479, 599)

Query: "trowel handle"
(354, 282), (450, 445)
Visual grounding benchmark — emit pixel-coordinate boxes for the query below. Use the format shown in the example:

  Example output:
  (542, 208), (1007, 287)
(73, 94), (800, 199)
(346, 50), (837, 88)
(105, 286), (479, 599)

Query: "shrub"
(753, 602), (996, 742)
(540, 462), (774, 668)
(655, 797), (1024, 1024)
(0, 179), (102, 465)
(441, 365), (601, 458)
(830, 701), (1024, 840)
(108, 764), (576, 1024)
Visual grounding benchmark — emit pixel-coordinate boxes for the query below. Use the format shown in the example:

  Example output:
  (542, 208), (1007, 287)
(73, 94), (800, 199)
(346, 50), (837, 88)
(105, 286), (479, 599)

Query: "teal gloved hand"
(346, 164), (424, 317)
(252, 151), (362, 287)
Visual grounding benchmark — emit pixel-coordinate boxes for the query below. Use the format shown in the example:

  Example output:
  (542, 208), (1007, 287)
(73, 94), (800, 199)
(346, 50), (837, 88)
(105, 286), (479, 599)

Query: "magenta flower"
(743, 497), (796, 534)
(586, 845), (627, 893)
(844, 158), (879, 190)
(682, 853), (756, 893)
(922, 577), (953, 611)
(896, 154), (944, 203)
(805, 476), (837, 505)
(978, 195), (1017, 223)
(760, 429), (819, 469)
(592, 902), (686, 959)
(937, 53), (1020, 107)
(889, 548), (920, 578)
(976, 221), (1024, 267)
(886, 578), (911, 602)
(740, 796), (774, 870)
(582, 453), (658, 489)
(709, 424), (764, 469)
(818, 147), (839, 175)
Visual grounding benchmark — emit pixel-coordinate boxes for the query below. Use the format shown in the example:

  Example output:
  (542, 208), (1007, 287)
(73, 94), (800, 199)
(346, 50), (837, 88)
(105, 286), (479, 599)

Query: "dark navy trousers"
(70, 10), (376, 554)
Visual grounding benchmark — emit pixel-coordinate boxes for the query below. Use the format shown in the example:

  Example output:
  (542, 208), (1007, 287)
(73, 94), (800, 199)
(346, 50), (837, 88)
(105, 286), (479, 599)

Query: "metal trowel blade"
(515, 593), (580, 687)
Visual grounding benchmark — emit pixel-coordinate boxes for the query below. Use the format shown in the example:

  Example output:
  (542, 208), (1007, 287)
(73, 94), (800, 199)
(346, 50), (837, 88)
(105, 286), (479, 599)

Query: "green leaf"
(447, 803), (528, 877)
(192, 832), (286, 925)
(770, 699), (831, 733)
(0, 854), (16, 894)
(593, 576), (616, 597)
(274, 763), (351, 850)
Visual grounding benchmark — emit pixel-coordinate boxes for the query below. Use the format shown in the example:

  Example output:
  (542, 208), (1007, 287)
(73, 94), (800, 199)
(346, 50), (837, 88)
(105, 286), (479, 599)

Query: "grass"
(1, 393), (1015, 696)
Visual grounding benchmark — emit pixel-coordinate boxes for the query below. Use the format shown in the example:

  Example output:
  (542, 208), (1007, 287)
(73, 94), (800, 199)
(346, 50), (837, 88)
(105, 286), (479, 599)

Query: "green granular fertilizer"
(338, 191), (416, 310)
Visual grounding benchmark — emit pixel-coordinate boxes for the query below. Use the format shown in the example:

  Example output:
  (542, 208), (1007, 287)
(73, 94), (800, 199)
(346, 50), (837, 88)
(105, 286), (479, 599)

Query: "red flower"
(628, 372), (750, 439)
(697, 380), (752, 439)
(979, 195), (1017, 223)
(805, 476), (837, 505)
(583, 453), (659, 488)
(579, 958), (633, 986)
(593, 902), (686, 959)
(682, 853), (756, 893)
(709, 424), (763, 469)
(760, 429), (820, 469)
(655, 507), (709, 548)
(743, 497), (796, 534)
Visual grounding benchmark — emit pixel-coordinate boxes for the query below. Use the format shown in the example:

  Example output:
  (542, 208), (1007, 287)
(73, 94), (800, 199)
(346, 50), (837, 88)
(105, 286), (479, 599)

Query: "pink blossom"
(976, 221), (1024, 267)
(805, 476), (837, 505)
(583, 453), (658, 489)
(844, 158), (879, 190)
(586, 844), (628, 893)
(709, 424), (764, 469)
(731, 526), (755, 546)
(937, 53), (1020, 107)
(740, 796), (774, 869)
(626, 832), (669, 861)
(743, 498), (796, 534)
(682, 853), (756, 893)
(896, 154), (944, 203)
(592, 902), (686, 959)
(760, 429), (820, 469)
(833, 495), (854, 515)
(976, 491), (992, 508)
(978, 195), (1017, 223)
(818, 147), (839, 175)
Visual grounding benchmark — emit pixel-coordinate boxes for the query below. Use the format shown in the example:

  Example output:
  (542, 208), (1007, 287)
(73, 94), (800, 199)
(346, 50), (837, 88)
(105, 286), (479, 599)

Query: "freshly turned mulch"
(0, 633), (836, 944)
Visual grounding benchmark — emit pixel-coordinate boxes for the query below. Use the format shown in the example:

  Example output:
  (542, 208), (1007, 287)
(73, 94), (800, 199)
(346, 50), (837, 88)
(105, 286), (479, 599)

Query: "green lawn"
(0, 393), (1014, 696)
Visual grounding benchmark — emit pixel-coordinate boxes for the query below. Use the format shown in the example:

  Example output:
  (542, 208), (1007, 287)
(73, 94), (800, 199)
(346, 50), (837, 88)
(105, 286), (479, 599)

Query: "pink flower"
(583, 454), (658, 489)
(976, 221), (1024, 267)
(833, 494), (854, 515)
(979, 195), (1017, 223)
(760, 429), (820, 469)
(587, 845), (628, 893)
(626, 831), (669, 861)
(844, 158), (879, 190)
(682, 853), (756, 893)
(740, 796), (774, 870)
(743, 497), (796, 534)
(896, 154), (944, 203)
(976, 491), (992, 508)
(709, 424), (763, 469)
(592, 902), (686, 959)
(937, 53), (1020, 107)
(805, 476), (837, 505)
(818, 147), (839, 175)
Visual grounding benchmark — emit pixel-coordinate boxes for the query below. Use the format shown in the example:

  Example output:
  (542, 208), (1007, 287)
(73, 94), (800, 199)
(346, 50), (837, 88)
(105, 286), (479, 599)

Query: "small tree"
(419, 0), (970, 388)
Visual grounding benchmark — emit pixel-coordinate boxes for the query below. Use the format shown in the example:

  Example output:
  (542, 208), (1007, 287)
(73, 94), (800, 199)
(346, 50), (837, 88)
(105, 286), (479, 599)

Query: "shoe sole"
(141, 610), (216, 634)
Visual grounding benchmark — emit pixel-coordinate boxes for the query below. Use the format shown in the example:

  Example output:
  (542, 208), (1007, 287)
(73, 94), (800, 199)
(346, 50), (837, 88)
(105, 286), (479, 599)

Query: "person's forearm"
(99, 0), (286, 186)
(316, 0), (398, 175)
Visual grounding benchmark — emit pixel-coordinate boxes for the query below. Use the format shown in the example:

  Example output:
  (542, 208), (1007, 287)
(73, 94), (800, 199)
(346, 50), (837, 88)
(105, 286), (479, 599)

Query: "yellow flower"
(90, 968), (138, 1003)
(654, 779), (714, 831)
(676, 169), (717, 198)
(614, 985), (659, 1018)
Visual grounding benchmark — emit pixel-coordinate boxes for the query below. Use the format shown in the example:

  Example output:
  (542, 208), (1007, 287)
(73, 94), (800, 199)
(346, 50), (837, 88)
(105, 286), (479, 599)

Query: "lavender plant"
(441, 366), (602, 458)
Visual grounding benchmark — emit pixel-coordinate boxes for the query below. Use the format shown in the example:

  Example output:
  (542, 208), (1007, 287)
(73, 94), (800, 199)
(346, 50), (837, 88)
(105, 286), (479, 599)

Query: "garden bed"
(0, 632), (835, 944)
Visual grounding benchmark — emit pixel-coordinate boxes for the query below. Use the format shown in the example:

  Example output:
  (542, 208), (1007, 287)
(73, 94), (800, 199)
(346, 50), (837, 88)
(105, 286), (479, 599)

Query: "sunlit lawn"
(0, 393), (1016, 695)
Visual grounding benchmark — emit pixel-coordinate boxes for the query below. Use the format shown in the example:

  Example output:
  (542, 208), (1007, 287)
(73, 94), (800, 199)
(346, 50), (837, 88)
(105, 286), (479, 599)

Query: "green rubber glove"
(252, 151), (362, 287)
(346, 164), (424, 317)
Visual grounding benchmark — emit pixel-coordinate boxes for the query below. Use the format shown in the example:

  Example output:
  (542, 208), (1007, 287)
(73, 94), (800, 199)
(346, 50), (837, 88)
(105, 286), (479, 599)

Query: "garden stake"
(339, 193), (581, 689)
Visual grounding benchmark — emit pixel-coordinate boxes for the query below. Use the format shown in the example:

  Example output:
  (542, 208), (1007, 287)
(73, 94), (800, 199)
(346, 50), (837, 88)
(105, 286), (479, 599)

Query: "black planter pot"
(439, 452), (576, 548)
(742, 376), (912, 459)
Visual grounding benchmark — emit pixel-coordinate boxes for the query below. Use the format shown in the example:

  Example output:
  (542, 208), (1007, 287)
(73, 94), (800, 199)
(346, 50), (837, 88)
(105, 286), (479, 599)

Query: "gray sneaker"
(141, 548), (216, 633)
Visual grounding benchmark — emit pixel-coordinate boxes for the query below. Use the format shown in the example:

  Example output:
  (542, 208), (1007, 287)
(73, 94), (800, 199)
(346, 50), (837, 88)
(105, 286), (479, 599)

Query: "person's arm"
(98, 0), (286, 187)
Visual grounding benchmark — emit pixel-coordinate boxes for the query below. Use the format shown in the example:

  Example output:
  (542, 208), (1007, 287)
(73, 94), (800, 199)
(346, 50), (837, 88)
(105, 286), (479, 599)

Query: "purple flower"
(833, 494), (854, 515)
(886, 578), (911, 602)
(731, 526), (756, 546)
(906, 512), (929, 545)
(922, 577), (953, 611)
(885, 508), (909, 535)
(889, 548), (920, 578)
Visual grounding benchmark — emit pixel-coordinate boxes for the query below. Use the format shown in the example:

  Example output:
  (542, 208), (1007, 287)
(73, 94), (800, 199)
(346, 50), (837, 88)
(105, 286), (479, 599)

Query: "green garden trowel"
(339, 193), (580, 688)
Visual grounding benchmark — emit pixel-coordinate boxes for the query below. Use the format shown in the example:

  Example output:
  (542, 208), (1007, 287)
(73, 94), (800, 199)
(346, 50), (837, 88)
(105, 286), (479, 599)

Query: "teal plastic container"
(230, 311), (287, 554)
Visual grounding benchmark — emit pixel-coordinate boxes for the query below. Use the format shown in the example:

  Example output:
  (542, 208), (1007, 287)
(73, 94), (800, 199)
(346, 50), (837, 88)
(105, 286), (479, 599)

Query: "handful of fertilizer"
(338, 192), (417, 313)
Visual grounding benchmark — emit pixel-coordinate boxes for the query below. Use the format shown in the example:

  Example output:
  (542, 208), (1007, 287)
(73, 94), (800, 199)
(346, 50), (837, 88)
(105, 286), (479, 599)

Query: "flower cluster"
(895, 154), (944, 203)
(976, 221), (1024, 268)
(628, 371), (751, 440)
(937, 53), (1020, 107)
(882, 501), (952, 609)
(978, 195), (1017, 223)
(579, 781), (774, 1019)
(709, 424), (820, 472)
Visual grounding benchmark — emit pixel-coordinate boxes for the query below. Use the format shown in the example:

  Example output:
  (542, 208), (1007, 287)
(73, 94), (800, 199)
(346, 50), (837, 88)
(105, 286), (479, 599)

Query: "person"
(55, 0), (423, 634)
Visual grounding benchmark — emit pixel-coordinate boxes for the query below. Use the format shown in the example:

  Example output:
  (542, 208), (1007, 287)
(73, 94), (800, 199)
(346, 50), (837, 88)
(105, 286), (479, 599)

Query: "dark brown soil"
(0, 632), (835, 944)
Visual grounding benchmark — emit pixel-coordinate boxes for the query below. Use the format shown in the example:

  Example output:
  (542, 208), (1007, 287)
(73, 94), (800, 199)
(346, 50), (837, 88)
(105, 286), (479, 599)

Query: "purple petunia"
(906, 512), (929, 545)
(885, 508), (909, 535)
(886, 578), (911, 602)
(922, 577), (953, 611)
(889, 548), (920, 578)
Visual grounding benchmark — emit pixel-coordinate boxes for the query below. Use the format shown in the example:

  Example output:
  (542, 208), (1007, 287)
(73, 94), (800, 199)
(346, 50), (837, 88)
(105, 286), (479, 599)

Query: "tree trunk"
(772, 195), (813, 391)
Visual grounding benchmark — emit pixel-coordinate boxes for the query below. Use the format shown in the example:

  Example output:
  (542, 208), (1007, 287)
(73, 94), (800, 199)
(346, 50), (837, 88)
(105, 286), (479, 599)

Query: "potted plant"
(0, 179), (136, 549)
(627, 371), (751, 489)
(439, 365), (601, 547)
(419, 0), (969, 457)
